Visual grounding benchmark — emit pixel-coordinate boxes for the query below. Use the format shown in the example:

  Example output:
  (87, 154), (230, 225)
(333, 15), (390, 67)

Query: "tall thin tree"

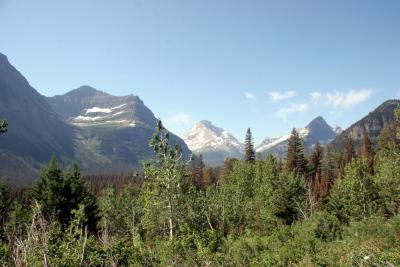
(285, 128), (308, 176)
(360, 134), (375, 175)
(308, 141), (323, 201)
(244, 128), (255, 163)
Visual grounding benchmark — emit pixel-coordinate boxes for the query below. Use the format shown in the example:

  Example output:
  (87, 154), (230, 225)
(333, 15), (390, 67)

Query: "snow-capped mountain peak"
(183, 121), (244, 165)
(184, 120), (243, 152)
(330, 125), (343, 135)
(256, 116), (341, 157)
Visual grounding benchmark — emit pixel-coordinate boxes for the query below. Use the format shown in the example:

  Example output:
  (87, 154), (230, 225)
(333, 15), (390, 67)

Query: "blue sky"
(0, 0), (399, 144)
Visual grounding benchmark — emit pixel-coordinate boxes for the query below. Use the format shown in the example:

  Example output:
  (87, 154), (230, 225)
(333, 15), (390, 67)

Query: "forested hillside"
(0, 107), (399, 266)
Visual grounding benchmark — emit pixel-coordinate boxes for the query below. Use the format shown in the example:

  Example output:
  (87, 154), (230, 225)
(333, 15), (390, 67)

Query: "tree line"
(0, 112), (399, 266)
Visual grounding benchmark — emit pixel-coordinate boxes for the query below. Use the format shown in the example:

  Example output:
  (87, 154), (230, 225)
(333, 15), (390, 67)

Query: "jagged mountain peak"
(192, 120), (225, 135)
(183, 121), (243, 165)
(304, 116), (337, 144)
(256, 116), (340, 158)
(306, 116), (328, 128)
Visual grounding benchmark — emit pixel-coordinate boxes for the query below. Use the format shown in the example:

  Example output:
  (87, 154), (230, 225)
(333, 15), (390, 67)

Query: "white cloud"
(166, 113), (192, 125)
(268, 90), (296, 101)
(276, 102), (308, 119)
(326, 89), (373, 108)
(310, 91), (322, 103)
(244, 91), (256, 100)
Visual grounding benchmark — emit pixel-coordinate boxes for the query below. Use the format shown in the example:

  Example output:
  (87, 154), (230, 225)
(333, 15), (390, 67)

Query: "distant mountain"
(329, 100), (400, 151)
(46, 86), (190, 174)
(257, 116), (340, 159)
(0, 53), (75, 183)
(47, 86), (155, 127)
(0, 53), (189, 184)
(183, 120), (244, 165)
(330, 125), (343, 135)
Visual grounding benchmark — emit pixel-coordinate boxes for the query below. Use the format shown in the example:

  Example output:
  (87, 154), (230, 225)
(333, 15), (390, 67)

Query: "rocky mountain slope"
(183, 120), (243, 165)
(0, 53), (75, 183)
(0, 53), (189, 184)
(329, 99), (400, 151)
(47, 86), (190, 173)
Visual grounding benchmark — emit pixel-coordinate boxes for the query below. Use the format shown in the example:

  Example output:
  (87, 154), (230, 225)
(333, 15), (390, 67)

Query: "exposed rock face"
(329, 100), (400, 151)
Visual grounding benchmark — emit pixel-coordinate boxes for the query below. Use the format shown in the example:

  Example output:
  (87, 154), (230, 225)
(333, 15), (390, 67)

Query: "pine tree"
(203, 166), (216, 187)
(308, 141), (323, 200)
(0, 119), (7, 134)
(360, 134), (375, 175)
(340, 135), (356, 174)
(32, 157), (98, 231)
(220, 158), (238, 182)
(244, 128), (255, 163)
(308, 142), (322, 180)
(63, 163), (99, 231)
(377, 123), (398, 156)
(190, 154), (205, 189)
(0, 181), (10, 239)
(320, 146), (335, 200)
(285, 128), (308, 176)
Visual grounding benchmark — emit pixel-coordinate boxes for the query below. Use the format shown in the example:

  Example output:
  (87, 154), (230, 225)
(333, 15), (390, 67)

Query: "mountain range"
(0, 53), (189, 184)
(185, 100), (400, 165)
(184, 116), (342, 165)
(0, 52), (399, 183)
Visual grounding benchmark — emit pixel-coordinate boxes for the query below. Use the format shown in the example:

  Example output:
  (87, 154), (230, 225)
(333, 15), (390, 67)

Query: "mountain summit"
(183, 121), (243, 165)
(46, 86), (189, 173)
(47, 86), (155, 128)
(256, 116), (340, 158)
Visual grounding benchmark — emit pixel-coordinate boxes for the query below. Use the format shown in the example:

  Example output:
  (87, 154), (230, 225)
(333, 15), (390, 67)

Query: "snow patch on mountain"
(256, 128), (309, 153)
(85, 107), (112, 114)
(73, 103), (134, 127)
(330, 125), (343, 135)
(256, 117), (339, 155)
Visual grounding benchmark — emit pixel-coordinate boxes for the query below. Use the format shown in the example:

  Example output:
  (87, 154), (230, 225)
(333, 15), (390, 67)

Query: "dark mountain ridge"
(329, 99), (400, 151)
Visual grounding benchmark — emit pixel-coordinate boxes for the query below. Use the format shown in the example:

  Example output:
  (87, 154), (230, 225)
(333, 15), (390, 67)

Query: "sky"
(0, 0), (399, 144)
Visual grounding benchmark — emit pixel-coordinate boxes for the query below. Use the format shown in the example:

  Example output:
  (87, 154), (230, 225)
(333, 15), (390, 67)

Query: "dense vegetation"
(0, 110), (400, 266)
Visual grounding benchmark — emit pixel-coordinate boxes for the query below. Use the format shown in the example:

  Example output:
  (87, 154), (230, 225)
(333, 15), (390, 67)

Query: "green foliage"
(374, 148), (400, 217)
(2, 114), (400, 266)
(141, 120), (190, 241)
(32, 157), (98, 231)
(329, 159), (378, 223)
(244, 128), (255, 163)
(0, 181), (10, 239)
(285, 128), (308, 176)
